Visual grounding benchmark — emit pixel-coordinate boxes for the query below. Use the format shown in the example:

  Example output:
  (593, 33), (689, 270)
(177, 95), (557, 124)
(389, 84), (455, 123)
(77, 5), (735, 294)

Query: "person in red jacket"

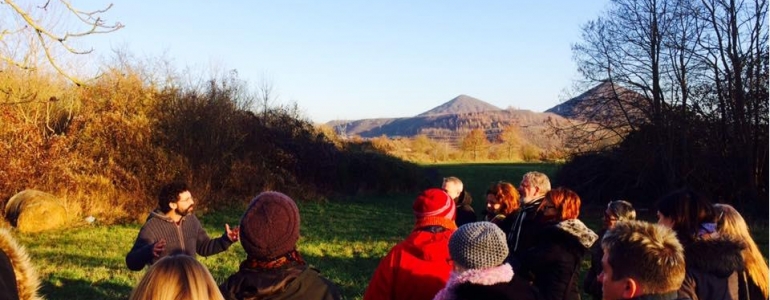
(364, 188), (457, 300)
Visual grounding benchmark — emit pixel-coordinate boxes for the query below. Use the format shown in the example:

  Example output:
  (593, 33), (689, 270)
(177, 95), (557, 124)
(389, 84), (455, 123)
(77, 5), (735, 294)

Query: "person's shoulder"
(297, 266), (342, 298)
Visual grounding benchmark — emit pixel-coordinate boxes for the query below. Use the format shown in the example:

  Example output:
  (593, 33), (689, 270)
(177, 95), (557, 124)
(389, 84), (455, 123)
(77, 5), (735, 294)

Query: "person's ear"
(623, 278), (639, 298)
(169, 202), (177, 210)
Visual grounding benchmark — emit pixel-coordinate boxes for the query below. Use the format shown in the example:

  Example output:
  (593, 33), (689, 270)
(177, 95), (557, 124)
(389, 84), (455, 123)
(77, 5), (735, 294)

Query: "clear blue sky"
(87, 1), (608, 123)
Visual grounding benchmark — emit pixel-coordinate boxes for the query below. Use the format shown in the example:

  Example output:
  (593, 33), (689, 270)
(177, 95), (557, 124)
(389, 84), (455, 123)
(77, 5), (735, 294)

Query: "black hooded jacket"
(679, 237), (745, 300)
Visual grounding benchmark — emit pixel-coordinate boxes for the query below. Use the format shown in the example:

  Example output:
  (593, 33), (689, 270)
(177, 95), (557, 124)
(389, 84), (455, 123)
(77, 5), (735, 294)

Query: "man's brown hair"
(601, 220), (685, 294)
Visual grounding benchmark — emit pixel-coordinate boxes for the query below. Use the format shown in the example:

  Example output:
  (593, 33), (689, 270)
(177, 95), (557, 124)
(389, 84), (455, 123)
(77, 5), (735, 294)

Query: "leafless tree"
(1, 0), (123, 86)
(569, 0), (767, 209)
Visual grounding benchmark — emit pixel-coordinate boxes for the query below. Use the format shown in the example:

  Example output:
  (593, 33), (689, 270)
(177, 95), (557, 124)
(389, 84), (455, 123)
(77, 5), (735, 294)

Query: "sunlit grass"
(12, 163), (768, 300)
(15, 194), (416, 300)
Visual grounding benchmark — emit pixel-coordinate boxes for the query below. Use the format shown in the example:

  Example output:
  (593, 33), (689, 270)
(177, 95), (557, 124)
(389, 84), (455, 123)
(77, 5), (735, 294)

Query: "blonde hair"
(129, 254), (225, 300)
(714, 204), (769, 299)
(602, 220), (685, 294)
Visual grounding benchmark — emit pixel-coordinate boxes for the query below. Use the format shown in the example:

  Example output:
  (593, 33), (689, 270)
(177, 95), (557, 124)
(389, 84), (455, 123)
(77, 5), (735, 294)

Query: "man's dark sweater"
(125, 209), (233, 271)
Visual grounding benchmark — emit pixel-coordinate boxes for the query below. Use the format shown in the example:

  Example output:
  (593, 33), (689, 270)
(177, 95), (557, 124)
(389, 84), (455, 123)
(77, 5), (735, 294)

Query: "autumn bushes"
(0, 66), (430, 224)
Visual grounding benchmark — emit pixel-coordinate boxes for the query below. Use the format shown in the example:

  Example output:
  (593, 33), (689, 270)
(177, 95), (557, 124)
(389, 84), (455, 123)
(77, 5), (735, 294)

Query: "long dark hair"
(656, 188), (716, 245)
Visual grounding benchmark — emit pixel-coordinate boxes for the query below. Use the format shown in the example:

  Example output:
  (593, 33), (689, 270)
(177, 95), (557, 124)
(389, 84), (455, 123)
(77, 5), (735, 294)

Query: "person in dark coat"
(657, 188), (745, 300)
(433, 221), (538, 300)
(442, 177), (477, 227)
(584, 200), (636, 300)
(715, 204), (769, 300)
(599, 220), (690, 300)
(503, 171), (551, 266)
(517, 188), (597, 300)
(219, 192), (341, 300)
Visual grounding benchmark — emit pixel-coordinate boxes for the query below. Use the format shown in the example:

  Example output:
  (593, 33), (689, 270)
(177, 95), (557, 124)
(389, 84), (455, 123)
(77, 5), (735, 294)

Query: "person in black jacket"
(442, 177), (477, 227)
(657, 189), (745, 300)
(517, 188), (597, 300)
(599, 221), (690, 300)
(433, 221), (539, 300)
(503, 171), (551, 266)
(219, 191), (341, 300)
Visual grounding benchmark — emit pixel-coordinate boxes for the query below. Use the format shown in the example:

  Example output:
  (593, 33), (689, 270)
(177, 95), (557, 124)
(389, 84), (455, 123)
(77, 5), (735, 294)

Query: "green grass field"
(10, 163), (769, 299)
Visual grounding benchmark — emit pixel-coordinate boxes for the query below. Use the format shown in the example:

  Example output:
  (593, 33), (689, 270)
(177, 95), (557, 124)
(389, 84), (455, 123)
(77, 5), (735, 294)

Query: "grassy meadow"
(11, 163), (769, 299)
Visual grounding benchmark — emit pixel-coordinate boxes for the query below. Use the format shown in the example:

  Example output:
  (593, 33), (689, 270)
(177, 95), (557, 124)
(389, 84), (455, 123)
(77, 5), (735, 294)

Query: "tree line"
(345, 126), (564, 163)
(559, 0), (768, 218)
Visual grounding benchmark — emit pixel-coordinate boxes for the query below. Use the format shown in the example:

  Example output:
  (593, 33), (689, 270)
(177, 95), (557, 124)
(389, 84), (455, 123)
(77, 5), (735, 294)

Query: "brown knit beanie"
(449, 221), (509, 270)
(240, 191), (300, 260)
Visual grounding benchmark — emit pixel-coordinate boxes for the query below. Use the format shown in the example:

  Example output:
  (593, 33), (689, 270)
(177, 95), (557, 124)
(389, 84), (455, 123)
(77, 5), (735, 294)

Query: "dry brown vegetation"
(0, 60), (432, 225)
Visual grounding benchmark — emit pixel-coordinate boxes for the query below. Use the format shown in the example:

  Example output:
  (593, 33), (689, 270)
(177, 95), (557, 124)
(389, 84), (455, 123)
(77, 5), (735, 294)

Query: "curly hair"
(158, 181), (189, 213)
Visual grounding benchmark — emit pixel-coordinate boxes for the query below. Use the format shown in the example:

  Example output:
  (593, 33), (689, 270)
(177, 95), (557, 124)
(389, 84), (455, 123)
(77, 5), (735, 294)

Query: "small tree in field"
(460, 129), (489, 161)
(498, 124), (523, 160)
(411, 134), (432, 157)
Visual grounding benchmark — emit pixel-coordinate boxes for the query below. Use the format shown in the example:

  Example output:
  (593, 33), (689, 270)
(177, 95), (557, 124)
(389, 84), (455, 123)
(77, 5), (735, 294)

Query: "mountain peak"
(418, 94), (502, 117)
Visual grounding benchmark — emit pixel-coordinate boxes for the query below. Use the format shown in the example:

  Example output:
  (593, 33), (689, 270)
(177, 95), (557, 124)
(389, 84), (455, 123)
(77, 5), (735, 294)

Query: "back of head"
(607, 200), (636, 221)
(442, 177), (464, 200)
(656, 188), (716, 243)
(449, 222), (508, 270)
(240, 191), (300, 260)
(541, 187), (581, 221)
(521, 171), (551, 195)
(129, 254), (224, 300)
(602, 221), (685, 295)
(715, 204), (769, 299)
(413, 188), (457, 230)
(158, 181), (188, 213)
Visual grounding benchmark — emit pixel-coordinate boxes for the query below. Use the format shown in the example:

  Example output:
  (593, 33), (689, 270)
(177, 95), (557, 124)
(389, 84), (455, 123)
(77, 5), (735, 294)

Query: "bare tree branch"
(1, 0), (123, 86)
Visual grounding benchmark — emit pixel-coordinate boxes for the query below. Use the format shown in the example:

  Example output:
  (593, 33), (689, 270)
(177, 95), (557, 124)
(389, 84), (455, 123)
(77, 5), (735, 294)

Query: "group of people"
(364, 172), (769, 300)
(0, 174), (767, 300)
(125, 183), (342, 300)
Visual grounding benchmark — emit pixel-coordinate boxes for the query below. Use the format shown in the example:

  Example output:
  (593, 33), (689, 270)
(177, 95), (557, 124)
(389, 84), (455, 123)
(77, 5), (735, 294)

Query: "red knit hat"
(413, 188), (457, 230)
(240, 192), (300, 260)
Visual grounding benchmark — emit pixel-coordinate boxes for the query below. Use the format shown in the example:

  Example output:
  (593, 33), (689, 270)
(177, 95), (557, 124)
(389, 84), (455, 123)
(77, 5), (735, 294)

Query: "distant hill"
(546, 81), (648, 127)
(544, 81), (649, 150)
(327, 95), (575, 152)
(417, 94), (502, 116)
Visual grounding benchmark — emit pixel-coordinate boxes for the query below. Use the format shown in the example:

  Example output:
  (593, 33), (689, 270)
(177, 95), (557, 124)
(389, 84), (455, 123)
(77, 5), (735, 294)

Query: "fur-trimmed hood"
(553, 219), (598, 249)
(685, 237), (745, 278)
(433, 263), (514, 300)
(0, 227), (43, 300)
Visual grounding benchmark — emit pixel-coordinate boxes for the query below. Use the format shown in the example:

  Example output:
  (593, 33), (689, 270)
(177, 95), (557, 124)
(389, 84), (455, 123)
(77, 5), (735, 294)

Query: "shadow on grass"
(40, 277), (133, 300)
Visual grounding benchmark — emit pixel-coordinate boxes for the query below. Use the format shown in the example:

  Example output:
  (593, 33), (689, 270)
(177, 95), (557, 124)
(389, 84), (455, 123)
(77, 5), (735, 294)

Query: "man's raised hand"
(152, 238), (166, 258)
(226, 224), (240, 242)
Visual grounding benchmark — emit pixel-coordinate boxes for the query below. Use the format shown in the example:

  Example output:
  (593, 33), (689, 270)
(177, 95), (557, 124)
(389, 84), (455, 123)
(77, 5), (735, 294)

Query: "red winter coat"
(364, 228), (455, 300)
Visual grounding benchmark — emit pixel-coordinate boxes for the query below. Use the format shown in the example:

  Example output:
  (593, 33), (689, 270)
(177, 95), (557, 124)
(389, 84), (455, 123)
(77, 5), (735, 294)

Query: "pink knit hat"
(413, 188), (457, 230)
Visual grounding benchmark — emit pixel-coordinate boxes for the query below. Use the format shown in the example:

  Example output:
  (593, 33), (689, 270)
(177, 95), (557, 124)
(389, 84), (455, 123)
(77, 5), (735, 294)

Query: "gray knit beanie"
(449, 221), (509, 270)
